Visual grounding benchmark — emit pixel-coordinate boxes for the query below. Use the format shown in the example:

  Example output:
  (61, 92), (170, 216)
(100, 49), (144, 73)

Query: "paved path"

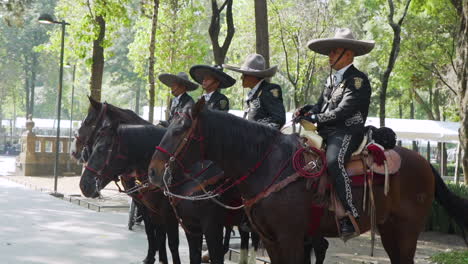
(0, 177), (190, 264)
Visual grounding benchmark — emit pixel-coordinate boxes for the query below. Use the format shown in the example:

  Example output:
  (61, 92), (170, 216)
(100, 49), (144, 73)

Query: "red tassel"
(367, 143), (386, 166)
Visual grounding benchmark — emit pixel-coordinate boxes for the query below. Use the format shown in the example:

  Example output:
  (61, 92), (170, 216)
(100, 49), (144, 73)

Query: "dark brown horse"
(80, 122), (181, 264)
(70, 96), (150, 162)
(74, 99), (166, 264)
(81, 122), (262, 264)
(148, 99), (468, 264)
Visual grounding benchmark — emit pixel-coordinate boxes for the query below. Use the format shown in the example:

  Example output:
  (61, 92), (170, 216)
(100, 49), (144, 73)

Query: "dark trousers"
(324, 131), (363, 218)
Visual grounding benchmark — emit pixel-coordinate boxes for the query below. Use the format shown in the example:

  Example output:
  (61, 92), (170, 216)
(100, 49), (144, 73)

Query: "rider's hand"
(302, 114), (318, 124)
(293, 105), (314, 121)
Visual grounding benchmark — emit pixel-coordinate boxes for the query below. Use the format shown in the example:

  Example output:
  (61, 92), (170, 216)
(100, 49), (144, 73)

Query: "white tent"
(365, 117), (460, 143)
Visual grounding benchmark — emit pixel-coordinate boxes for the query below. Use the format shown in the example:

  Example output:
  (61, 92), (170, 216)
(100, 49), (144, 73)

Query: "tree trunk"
(135, 84), (141, 115)
(450, 0), (468, 183)
(209, 0), (235, 65)
(410, 96), (418, 152)
(147, 0), (160, 123)
(29, 54), (37, 118)
(89, 15), (106, 102)
(23, 66), (30, 118)
(379, 0), (412, 127)
(254, 0), (270, 67)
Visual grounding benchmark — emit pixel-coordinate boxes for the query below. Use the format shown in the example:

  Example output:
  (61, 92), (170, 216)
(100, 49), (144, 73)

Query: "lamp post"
(38, 13), (70, 196)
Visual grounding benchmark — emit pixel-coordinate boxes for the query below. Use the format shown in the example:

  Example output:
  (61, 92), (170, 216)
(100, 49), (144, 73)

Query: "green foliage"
(430, 250), (468, 264)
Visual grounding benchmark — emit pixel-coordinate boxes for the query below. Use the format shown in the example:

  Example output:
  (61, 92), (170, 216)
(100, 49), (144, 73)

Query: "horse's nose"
(149, 168), (160, 186)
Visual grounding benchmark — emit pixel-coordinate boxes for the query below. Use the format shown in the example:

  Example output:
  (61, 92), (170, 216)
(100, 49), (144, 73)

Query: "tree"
(254, 0), (270, 67)
(379, 0), (412, 126)
(449, 0), (468, 182)
(209, 0), (235, 65)
(147, 0), (160, 123)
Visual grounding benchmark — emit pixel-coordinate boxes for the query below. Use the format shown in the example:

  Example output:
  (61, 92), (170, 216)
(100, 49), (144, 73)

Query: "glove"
(293, 105), (314, 120)
(301, 114), (318, 124)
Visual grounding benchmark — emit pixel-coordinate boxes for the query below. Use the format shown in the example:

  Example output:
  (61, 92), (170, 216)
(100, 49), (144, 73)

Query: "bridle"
(84, 129), (127, 185)
(77, 103), (109, 162)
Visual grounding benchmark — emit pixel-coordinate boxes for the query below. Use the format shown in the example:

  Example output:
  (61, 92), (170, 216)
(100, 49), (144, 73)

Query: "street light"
(38, 13), (70, 197)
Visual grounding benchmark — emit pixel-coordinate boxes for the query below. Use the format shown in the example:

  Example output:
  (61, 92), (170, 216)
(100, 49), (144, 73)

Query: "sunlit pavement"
(0, 177), (190, 264)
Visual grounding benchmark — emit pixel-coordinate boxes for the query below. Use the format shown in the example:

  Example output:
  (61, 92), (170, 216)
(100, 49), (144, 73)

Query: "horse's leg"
(185, 226), (203, 264)
(380, 216), (421, 264)
(141, 208), (156, 264)
(276, 236), (305, 264)
(303, 242), (312, 264)
(239, 229), (249, 264)
(248, 231), (260, 264)
(312, 236), (328, 264)
(166, 220), (181, 264)
(156, 226), (168, 264)
(223, 226), (233, 255)
(202, 220), (224, 264)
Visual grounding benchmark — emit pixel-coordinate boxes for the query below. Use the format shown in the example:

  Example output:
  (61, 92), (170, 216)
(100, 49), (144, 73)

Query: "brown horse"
(70, 96), (150, 162)
(148, 99), (468, 264)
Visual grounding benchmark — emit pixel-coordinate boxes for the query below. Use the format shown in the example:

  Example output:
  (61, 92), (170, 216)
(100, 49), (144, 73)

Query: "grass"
(430, 250), (468, 264)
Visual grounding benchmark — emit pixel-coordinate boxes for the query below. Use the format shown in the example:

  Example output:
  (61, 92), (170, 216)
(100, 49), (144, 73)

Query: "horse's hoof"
(142, 257), (155, 264)
(201, 252), (210, 263)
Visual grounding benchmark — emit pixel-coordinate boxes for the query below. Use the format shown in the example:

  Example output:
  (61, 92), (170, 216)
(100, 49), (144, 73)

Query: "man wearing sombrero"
(224, 53), (286, 129)
(158, 72), (198, 127)
(295, 28), (374, 240)
(189, 64), (235, 111)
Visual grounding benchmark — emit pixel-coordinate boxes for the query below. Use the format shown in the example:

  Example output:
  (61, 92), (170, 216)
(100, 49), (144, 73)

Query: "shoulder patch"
(353, 77), (363, 89)
(270, 88), (280, 98)
(220, 99), (227, 109)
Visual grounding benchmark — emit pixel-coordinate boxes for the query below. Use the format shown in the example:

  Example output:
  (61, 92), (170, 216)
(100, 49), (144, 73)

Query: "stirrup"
(340, 213), (361, 242)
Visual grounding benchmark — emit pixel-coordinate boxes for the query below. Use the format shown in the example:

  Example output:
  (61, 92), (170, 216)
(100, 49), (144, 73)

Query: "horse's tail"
(431, 164), (468, 244)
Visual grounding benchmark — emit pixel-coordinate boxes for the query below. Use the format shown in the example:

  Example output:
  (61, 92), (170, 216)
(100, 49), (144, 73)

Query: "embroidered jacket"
(246, 81), (286, 129)
(166, 93), (194, 125)
(310, 65), (371, 135)
(206, 90), (230, 111)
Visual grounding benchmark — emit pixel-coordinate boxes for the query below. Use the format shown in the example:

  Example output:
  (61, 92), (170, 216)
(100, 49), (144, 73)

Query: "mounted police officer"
(189, 64), (235, 111)
(224, 53), (286, 129)
(294, 28), (374, 240)
(158, 72), (198, 127)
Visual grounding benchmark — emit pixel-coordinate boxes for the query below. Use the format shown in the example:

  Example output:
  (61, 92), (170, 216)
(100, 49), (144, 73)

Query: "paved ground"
(1, 155), (467, 263)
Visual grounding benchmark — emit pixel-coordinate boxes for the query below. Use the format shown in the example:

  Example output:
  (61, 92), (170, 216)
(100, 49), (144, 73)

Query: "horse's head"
(148, 98), (206, 187)
(71, 96), (104, 162)
(79, 121), (127, 198)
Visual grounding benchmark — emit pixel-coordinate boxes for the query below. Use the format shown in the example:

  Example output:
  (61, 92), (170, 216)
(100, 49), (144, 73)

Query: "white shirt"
(172, 93), (184, 108)
(327, 63), (353, 87)
(246, 79), (265, 101)
(203, 91), (215, 102)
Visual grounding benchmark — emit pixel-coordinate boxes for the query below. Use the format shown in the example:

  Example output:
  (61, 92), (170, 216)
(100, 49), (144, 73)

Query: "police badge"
(220, 99), (227, 109)
(271, 88), (280, 98)
(354, 77), (363, 89)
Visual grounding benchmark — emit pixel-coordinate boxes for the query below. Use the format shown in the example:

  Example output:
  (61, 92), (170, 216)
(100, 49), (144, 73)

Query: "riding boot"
(339, 215), (359, 241)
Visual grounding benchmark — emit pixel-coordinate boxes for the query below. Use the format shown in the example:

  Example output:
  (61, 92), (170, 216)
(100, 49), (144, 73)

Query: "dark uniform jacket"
(168, 93), (194, 124)
(246, 81), (286, 129)
(206, 90), (229, 111)
(310, 65), (371, 136)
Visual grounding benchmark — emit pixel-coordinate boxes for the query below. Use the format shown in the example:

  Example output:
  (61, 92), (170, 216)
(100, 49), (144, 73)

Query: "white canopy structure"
(365, 117), (460, 143)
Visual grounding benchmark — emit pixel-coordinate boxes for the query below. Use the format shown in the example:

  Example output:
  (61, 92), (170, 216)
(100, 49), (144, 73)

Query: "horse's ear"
(192, 97), (206, 119)
(88, 95), (102, 110)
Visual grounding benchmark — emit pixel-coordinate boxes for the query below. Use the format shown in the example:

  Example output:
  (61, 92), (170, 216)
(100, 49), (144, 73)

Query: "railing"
(226, 248), (270, 264)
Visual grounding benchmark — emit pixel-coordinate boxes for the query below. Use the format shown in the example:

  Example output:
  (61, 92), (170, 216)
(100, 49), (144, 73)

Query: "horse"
(70, 96), (150, 162)
(80, 122), (262, 264)
(74, 99), (167, 264)
(148, 98), (468, 264)
(80, 122), (181, 264)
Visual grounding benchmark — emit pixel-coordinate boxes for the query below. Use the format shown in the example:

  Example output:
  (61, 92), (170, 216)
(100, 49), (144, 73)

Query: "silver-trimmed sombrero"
(223, 53), (277, 78)
(307, 28), (375, 56)
(158, 72), (198, 91)
(189, 65), (236, 89)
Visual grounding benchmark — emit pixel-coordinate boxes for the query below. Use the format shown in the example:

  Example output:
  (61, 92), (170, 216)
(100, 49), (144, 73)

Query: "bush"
(426, 183), (468, 236)
(430, 250), (468, 264)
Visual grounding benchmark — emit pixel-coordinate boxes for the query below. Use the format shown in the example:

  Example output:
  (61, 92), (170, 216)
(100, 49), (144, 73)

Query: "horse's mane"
(200, 109), (283, 160)
(87, 102), (150, 125)
(117, 125), (166, 159)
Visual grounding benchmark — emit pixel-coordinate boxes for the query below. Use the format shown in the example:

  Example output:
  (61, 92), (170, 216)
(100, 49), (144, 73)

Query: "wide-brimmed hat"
(158, 72), (198, 91)
(189, 65), (236, 89)
(223, 53), (278, 78)
(307, 28), (375, 56)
